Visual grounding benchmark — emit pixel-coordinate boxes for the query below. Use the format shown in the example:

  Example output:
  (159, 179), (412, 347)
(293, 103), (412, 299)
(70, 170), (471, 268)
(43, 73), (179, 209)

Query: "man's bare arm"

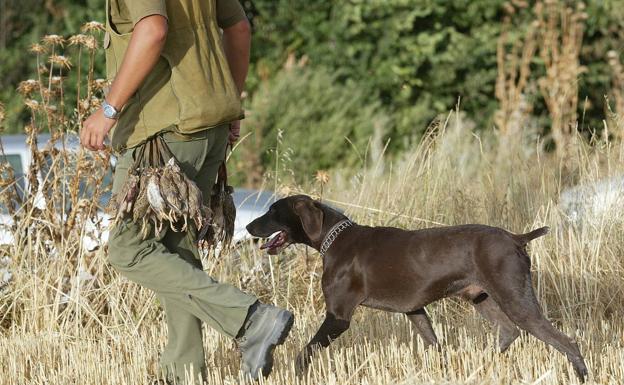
(222, 19), (251, 95)
(222, 18), (251, 144)
(106, 15), (168, 109)
(81, 15), (168, 151)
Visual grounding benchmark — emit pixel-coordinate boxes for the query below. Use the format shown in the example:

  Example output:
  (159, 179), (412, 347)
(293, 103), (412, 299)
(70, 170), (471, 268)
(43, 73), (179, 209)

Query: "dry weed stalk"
(14, 24), (109, 244)
(0, 103), (19, 216)
(315, 170), (329, 200)
(535, 0), (587, 157)
(0, 22), (110, 330)
(494, 1), (537, 136)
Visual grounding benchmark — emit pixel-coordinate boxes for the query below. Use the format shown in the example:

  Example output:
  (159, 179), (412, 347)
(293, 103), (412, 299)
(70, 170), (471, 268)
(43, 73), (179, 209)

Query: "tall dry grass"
(2, 106), (624, 384)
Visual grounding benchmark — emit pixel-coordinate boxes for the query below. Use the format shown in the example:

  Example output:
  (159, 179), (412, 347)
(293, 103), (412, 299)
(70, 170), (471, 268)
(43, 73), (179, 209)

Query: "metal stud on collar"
(320, 219), (353, 256)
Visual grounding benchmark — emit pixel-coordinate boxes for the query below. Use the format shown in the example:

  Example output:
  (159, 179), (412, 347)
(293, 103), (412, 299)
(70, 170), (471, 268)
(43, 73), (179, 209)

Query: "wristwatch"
(102, 100), (120, 119)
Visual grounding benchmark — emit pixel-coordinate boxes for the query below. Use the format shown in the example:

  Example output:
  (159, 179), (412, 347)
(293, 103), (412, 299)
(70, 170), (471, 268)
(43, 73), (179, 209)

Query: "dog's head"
(246, 195), (341, 254)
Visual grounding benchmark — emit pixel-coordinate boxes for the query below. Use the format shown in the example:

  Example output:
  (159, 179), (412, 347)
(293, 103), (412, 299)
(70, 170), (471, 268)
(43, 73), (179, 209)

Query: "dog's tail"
(514, 226), (549, 245)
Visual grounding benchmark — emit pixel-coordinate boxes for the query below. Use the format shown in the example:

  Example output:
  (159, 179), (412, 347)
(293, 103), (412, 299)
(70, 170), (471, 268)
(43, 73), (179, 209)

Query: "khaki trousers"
(107, 125), (257, 383)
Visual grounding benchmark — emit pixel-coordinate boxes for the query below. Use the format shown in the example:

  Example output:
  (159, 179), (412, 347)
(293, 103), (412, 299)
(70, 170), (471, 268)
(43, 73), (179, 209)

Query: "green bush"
(245, 66), (387, 180)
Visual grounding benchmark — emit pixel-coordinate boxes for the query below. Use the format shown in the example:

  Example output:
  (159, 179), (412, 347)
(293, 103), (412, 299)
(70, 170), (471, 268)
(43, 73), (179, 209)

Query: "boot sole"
(257, 310), (294, 379)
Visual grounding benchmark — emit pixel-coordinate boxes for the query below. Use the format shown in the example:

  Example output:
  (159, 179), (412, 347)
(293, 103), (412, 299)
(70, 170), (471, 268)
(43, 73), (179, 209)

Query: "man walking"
(80, 0), (293, 383)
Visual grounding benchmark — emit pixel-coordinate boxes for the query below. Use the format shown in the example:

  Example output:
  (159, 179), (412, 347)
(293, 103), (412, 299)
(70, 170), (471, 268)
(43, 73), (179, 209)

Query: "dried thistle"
(17, 80), (40, 96)
(48, 55), (72, 70)
(316, 170), (330, 200)
(40, 88), (53, 100)
(24, 99), (40, 111)
(68, 34), (88, 46)
(90, 97), (102, 108)
(93, 79), (108, 90)
(78, 99), (91, 114)
(83, 36), (98, 50)
(29, 43), (47, 54)
(69, 34), (98, 50)
(315, 170), (330, 185)
(82, 21), (105, 32)
(24, 124), (36, 136)
(42, 34), (65, 46)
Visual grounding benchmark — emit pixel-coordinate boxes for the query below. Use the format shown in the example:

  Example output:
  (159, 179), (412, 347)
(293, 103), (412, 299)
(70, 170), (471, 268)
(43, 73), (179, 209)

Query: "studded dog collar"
(319, 219), (354, 256)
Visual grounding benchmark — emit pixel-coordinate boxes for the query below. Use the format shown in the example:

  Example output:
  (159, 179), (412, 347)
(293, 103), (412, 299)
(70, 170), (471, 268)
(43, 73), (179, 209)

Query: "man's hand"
(81, 108), (116, 151)
(229, 120), (241, 144)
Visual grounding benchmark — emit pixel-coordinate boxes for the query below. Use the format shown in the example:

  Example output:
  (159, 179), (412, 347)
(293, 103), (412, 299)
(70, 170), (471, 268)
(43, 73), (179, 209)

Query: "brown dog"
(246, 195), (588, 381)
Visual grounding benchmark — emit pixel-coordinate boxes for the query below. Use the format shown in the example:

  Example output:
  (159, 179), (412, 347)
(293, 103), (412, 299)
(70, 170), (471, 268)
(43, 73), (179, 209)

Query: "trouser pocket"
(107, 219), (160, 268)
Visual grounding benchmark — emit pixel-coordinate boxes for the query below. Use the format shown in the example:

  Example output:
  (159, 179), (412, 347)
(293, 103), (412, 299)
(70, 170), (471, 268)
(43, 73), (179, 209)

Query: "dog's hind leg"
(471, 295), (519, 352)
(405, 308), (439, 348)
(486, 266), (588, 382)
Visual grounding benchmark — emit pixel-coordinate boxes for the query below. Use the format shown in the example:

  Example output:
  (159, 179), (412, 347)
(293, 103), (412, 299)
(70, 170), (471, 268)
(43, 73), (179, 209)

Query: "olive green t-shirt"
(109, 0), (247, 34)
(106, 0), (247, 147)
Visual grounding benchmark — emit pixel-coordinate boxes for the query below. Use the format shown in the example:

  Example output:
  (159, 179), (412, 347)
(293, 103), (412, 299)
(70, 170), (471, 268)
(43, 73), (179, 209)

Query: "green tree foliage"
(2, 0), (624, 171)
(249, 0), (624, 145)
(250, 0), (506, 147)
(578, 0), (624, 129)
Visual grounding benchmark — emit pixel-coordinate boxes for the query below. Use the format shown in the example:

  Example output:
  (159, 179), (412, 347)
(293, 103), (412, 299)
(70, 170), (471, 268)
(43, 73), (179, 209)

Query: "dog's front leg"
(295, 312), (350, 375)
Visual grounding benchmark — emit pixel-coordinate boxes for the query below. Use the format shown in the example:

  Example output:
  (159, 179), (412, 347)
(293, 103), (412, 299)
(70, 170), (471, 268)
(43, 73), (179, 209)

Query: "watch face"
(103, 104), (115, 118)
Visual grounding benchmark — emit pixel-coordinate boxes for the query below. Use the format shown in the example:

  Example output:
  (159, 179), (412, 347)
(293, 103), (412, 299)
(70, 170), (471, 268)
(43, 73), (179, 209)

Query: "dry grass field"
(1, 111), (623, 385)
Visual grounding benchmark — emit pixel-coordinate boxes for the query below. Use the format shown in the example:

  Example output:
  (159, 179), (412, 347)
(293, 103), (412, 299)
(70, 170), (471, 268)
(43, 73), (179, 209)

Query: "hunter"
(80, 0), (294, 383)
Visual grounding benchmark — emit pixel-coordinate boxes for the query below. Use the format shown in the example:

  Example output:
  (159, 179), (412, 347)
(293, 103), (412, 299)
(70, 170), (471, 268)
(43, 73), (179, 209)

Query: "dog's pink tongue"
(260, 232), (282, 250)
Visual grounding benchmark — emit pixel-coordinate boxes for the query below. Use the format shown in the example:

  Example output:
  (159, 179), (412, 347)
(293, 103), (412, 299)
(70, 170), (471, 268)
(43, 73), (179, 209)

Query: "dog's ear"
(293, 198), (324, 243)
